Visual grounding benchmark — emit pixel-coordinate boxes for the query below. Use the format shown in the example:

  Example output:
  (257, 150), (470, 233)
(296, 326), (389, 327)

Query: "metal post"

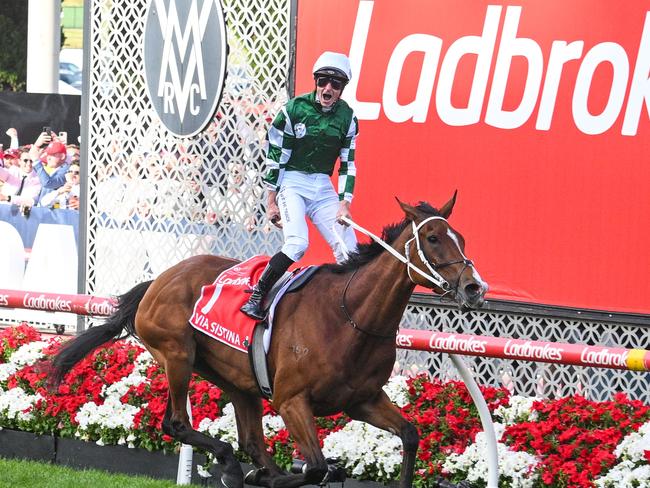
(449, 354), (499, 488)
(176, 397), (194, 484)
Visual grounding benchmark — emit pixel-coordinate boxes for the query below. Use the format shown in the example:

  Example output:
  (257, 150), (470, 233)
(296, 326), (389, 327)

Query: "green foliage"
(0, 458), (180, 488)
(0, 3), (28, 91)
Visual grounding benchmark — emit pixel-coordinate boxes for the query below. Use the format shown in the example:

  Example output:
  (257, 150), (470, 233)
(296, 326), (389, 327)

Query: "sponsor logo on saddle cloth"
(189, 255), (269, 352)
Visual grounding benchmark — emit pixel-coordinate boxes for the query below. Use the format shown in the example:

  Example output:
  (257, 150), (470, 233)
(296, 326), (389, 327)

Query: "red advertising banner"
(295, 0), (650, 315)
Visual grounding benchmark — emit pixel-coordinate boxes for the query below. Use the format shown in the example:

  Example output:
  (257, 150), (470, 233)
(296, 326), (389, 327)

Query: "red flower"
(3, 323), (650, 488)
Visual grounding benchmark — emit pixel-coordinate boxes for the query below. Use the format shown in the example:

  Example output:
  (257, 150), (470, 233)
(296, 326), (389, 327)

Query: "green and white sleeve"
(337, 116), (358, 202)
(263, 107), (294, 191)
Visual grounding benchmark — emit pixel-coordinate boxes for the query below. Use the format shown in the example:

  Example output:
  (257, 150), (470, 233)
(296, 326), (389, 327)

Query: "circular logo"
(294, 123), (307, 138)
(143, 0), (227, 137)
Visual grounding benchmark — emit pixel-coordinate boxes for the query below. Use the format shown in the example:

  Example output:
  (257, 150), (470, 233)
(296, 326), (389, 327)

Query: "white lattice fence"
(84, 0), (287, 298)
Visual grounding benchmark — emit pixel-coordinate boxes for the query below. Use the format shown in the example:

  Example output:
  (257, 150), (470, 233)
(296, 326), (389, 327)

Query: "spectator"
(30, 132), (70, 203)
(39, 162), (80, 209)
(206, 161), (261, 231)
(1, 148), (21, 170)
(0, 148), (42, 211)
(66, 144), (80, 162)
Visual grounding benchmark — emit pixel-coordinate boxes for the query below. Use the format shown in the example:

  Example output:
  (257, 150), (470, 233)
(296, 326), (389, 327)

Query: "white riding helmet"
(312, 51), (352, 81)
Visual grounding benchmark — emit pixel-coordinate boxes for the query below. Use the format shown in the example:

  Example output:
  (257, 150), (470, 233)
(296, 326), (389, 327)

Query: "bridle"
(335, 215), (475, 339)
(404, 216), (474, 295)
(338, 215), (474, 295)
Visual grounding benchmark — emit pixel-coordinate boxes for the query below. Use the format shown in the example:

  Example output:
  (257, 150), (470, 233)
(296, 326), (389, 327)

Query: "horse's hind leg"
(161, 354), (244, 488)
(227, 390), (286, 486)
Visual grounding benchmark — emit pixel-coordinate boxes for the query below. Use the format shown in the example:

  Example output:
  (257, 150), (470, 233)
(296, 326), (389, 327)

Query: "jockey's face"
(315, 76), (344, 109)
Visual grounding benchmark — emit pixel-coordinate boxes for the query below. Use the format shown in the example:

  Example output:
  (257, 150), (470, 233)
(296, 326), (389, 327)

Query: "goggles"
(316, 76), (345, 90)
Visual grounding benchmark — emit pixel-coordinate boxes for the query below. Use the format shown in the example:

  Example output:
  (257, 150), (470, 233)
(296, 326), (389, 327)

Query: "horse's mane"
(323, 201), (442, 273)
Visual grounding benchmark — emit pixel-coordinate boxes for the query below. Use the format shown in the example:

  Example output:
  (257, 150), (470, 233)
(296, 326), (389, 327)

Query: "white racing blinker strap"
(335, 216), (451, 290)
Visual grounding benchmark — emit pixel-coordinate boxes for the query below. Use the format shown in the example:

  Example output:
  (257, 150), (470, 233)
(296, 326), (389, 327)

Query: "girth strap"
(249, 265), (321, 400)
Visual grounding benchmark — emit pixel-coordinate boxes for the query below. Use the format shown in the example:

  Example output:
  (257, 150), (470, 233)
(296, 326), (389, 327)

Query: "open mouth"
(322, 92), (333, 102)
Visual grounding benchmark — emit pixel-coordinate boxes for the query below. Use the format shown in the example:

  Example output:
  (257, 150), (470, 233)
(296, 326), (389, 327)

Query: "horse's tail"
(48, 280), (153, 387)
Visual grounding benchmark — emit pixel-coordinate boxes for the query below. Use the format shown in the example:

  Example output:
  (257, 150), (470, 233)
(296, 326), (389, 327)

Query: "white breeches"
(276, 172), (357, 263)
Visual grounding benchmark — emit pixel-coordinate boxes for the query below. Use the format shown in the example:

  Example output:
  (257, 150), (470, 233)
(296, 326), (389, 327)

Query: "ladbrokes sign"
(296, 0), (650, 315)
(144, 0), (227, 137)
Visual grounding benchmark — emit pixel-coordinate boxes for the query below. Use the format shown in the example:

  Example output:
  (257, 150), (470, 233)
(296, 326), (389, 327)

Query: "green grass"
(0, 458), (186, 488)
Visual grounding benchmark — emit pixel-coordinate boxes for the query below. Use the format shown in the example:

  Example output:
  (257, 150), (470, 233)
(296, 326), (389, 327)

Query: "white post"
(449, 354), (500, 488)
(27, 0), (61, 93)
(176, 397), (194, 485)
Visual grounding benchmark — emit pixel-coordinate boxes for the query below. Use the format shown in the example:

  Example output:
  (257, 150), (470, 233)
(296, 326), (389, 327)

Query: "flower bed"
(1, 323), (649, 487)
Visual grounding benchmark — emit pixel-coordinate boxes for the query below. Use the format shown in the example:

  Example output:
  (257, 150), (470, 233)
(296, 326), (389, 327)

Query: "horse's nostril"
(465, 283), (481, 297)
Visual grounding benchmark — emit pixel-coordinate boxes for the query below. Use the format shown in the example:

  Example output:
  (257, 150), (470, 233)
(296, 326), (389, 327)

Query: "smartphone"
(58, 131), (68, 144)
(43, 126), (52, 134)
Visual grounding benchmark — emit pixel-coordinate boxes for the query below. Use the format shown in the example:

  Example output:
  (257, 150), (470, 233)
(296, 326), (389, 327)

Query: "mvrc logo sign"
(144, 0), (227, 137)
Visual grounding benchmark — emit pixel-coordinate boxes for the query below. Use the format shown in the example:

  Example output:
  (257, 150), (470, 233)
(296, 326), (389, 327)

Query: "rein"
(334, 215), (474, 339)
(338, 216), (473, 292)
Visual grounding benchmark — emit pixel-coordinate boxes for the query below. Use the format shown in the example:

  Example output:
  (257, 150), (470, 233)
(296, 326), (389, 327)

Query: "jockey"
(240, 51), (359, 320)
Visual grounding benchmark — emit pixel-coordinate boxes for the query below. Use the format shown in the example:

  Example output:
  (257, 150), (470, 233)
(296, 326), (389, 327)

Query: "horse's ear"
(439, 190), (458, 219)
(396, 197), (419, 222)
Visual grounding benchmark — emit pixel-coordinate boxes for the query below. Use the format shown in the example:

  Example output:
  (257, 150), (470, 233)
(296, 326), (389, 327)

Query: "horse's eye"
(427, 235), (438, 244)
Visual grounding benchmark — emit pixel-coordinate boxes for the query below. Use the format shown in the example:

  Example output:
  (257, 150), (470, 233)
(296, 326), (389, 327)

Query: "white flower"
(197, 403), (239, 450)
(102, 367), (148, 397)
(8, 341), (49, 367)
(383, 375), (410, 408)
(262, 412), (286, 436)
(595, 421), (650, 487)
(494, 396), (540, 425)
(613, 421), (650, 462)
(0, 363), (18, 383)
(443, 424), (539, 488)
(134, 349), (154, 373)
(75, 396), (139, 431)
(322, 421), (402, 479)
(0, 387), (43, 421)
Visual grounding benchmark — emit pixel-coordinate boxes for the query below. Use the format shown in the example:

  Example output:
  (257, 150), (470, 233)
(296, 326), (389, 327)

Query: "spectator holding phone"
(39, 162), (80, 209)
(30, 130), (70, 204)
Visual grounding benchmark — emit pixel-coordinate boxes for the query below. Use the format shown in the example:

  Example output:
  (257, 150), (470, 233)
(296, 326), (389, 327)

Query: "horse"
(48, 193), (487, 488)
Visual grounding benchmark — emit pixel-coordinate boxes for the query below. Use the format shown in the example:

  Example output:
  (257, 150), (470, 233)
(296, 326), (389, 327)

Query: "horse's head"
(398, 192), (488, 309)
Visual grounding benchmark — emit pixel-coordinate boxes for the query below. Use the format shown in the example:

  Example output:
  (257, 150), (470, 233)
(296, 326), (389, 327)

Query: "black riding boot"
(240, 253), (294, 320)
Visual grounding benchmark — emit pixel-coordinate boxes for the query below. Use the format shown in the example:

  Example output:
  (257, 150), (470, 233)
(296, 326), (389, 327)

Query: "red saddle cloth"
(189, 255), (270, 353)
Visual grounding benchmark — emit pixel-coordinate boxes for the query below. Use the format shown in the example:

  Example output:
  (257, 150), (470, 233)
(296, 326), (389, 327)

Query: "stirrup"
(240, 299), (266, 321)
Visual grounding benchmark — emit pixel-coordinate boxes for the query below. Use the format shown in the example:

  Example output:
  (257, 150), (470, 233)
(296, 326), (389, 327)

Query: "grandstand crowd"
(0, 128), (80, 214)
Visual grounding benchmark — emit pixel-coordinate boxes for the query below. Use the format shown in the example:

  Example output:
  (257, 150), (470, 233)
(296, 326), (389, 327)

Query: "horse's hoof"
(326, 465), (346, 483)
(244, 467), (268, 486)
(221, 472), (244, 488)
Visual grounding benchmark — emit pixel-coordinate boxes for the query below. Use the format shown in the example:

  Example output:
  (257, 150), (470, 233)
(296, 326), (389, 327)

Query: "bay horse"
(48, 193), (487, 488)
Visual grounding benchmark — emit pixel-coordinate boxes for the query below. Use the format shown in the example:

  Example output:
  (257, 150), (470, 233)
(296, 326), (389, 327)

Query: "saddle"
(248, 265), (320, 399)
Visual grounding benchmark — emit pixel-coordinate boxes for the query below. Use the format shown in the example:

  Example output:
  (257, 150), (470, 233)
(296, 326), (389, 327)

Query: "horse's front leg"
(158, 349), (244, 488)
(346, 391), (419, 488)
